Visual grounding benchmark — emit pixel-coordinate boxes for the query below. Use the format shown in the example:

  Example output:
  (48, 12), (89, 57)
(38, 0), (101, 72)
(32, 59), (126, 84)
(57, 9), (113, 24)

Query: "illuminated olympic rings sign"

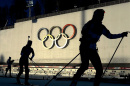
(37, 24), (76, 49)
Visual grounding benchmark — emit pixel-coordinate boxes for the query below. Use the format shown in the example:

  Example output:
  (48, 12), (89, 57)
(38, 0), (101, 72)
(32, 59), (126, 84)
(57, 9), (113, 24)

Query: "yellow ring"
(42, 34), (54, 49)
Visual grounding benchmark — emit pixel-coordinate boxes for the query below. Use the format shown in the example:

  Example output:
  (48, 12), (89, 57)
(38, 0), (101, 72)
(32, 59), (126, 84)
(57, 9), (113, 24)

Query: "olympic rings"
(55, 33), (68, 48)
(62, 24), (76, 39)
(50, 26), (62, 39)
(37, 28), (49, 41)
(37, 24), (76, 49)
(42, 34), (54, 49)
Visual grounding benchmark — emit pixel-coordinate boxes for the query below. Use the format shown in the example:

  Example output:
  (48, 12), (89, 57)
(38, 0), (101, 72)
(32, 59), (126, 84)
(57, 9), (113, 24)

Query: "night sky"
(0, 0), (44, 15)
(0, 0), (44, 27)
(0, 0), (113, 28)
(0, 0), (15, 8)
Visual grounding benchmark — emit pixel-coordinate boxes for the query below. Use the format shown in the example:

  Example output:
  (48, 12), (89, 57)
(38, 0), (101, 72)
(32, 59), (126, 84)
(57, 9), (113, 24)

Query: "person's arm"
(102, 26), (128, 39)
(7, 59), (9, 64)
(30, 48), (35, 60)
(11, 60), (14, 64)
(20, 47), (24, 56)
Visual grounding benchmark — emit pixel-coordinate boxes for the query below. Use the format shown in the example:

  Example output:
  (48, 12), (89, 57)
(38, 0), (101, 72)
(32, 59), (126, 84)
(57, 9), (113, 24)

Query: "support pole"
(102, 37), (124, 77)
(45, 53), (80, 86)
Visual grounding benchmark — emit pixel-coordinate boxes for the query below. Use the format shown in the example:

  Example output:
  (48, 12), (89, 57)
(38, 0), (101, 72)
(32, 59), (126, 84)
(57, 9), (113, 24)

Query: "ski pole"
(30, 59), (47, 74)
(30, 60), (40, 75)
(102, 37), (124, 77)
(45, 53), (80, 86)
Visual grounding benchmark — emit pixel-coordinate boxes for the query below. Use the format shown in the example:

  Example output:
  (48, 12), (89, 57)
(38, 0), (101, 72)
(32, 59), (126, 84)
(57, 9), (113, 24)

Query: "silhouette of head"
(27, 40), (32, 47)
(92, 9), (105, 22)
(9, 57), (11, 59)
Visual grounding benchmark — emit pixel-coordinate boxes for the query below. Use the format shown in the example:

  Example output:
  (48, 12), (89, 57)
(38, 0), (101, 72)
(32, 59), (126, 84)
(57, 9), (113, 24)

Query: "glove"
(122, 32), (128, 37)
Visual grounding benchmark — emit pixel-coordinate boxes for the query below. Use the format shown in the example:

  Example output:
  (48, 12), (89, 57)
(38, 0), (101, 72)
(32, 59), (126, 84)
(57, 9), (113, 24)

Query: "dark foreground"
(0, 77), (130, 86)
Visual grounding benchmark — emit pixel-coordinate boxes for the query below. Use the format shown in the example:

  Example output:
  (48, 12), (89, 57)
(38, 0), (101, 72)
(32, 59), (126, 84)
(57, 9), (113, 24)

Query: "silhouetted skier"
(16, 40), (35, 85)
(5, 57), (14, 77)
(70, 9), (128, 86)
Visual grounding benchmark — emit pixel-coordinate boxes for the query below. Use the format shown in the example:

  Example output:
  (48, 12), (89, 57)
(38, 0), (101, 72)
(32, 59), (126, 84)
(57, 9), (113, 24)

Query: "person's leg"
(70, 63), (88, 86)
(70, 47), (89, 86)
(5, 68), (8, 77)
(9, 66), (12, 77)
(90, 50), (103, 86)
(24, 60), (29, 85)
(17, 59), (23, 84)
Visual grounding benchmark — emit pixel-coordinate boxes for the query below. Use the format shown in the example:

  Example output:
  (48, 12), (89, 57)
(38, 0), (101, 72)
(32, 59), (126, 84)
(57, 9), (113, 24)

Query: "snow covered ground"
(0, 77), (130, 86)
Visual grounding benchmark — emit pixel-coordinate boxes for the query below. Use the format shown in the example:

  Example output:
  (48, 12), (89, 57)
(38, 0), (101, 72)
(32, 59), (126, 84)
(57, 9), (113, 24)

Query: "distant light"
(74, 5), (77, 8)
(26, 0), (33, 7)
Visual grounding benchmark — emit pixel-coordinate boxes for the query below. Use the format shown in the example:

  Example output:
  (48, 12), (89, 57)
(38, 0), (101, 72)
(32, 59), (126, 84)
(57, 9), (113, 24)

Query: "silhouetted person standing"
(5, 57), (14, 77)
(70, 9), (128, 86)
(17, 40), (35, 85)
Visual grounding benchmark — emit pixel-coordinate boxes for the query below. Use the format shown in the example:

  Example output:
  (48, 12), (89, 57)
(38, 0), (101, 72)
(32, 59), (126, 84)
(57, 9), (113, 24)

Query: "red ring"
(62, 24), (76, 39)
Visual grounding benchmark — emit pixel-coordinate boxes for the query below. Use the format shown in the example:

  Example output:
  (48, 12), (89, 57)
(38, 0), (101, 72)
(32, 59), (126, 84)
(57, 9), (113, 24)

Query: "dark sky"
(0, 0), (113, 28)
(0, 0), (44, 27)
(0, 0), (78, 9)
(0, 0), (44, 14)
(0, 0), (15, 8)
